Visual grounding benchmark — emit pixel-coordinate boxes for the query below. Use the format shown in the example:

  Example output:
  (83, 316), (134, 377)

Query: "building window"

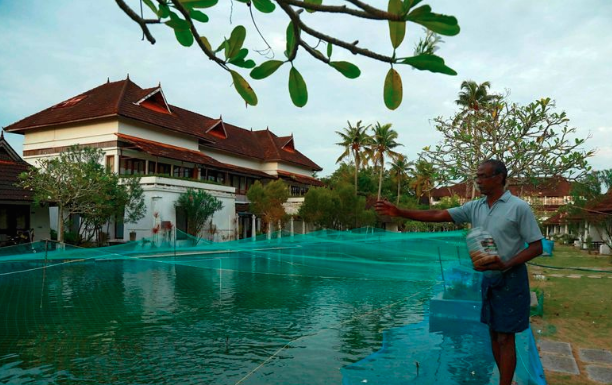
(105, 155), (115, 172)
(173, 166), (193, 178)
(119, 157), (145, 175)
(148, 161), (171, 176)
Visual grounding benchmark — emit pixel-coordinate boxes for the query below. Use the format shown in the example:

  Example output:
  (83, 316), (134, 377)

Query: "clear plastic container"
(466, 227), (501, 278)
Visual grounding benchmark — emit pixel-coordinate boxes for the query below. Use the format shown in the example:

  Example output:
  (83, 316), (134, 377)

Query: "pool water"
(0, 247), (443, 385)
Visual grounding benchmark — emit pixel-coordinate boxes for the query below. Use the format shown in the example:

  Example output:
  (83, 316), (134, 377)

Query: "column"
(252, 214), (257, 241)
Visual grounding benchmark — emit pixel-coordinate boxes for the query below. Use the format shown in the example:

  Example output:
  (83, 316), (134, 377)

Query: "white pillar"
(302, 220), (306, 235)
(290, 216), (294, 238)
(252, 215), (257, 241)
(277, 220), (282, 239)
(235, 213), (240, 240)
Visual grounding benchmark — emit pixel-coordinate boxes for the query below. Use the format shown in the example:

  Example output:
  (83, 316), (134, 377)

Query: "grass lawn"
(528, 244), (612, 385)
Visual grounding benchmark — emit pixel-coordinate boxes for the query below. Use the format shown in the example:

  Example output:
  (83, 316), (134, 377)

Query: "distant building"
(4, 77), (323, 242)
(0, 131), (50, 245)
(430, 176), (573, 218)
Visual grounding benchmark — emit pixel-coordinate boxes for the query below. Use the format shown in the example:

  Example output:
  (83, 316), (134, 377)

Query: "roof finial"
(219, 114), (223, 121)
(0, 130), (4, 139)
(158, 81), (161, 88)
(266, 126), (269, 131)
(107, 77), (110, 84)
(126, 73), (130, 80)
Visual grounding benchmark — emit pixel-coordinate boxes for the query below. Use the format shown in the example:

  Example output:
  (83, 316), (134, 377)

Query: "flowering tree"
(175, 188), (223, 242)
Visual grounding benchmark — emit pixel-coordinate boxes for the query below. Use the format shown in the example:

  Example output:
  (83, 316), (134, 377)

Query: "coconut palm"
(335, 120), (372, 194)
(409, 159), (436, 206)
(455, 80), (499, 111)
(366, 122), (403, 199)
(388, 154), (413, 205)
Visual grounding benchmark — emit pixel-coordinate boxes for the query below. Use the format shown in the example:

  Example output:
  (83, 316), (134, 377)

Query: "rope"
(528, 261), (612, 274)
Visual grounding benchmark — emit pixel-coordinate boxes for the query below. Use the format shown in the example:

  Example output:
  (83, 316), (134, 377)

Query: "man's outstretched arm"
(375, 200), (454, 223)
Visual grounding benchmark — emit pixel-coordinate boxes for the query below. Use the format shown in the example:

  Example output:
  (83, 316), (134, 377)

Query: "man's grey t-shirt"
(447, 190), (543, 261)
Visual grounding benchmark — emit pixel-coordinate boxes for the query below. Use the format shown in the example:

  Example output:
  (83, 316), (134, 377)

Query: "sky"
(1, 0), (611, 177)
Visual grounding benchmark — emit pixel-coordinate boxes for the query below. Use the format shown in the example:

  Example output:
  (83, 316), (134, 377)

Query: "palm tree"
(455, 80), (499, 111)
(389, 154), (413, 205)
(366, 122), (403, 200)
(335, 120), (372, 194)
(409, 159), (435, 206)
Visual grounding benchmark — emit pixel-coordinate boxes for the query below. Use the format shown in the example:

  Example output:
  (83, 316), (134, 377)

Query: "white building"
(4, 77), (322, 242)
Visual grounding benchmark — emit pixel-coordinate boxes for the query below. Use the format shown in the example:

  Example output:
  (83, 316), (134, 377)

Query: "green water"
(0, 246), (442, 384)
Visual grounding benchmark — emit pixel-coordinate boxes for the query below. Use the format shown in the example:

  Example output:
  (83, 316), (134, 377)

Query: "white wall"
(30, 204), (51, 241)
(128, 176), (237, 242)
(118, 119), (198, 150)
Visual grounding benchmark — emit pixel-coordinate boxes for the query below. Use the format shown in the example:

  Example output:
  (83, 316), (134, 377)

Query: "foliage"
(561, 170), (612, 248)
(336, 120), (372, 193)
(388, 154), (413, 205)
(422, 85), (594, 194)
(18, 146), (145, 244)
(365, 122), (403, 199)
(115, 0), (459, 109)
(299, 183), (375, 230)
(455, 80), (500, 111)
(409, 158), (436, 205)
(175, 188), (223, 243)
(247, 179), (289, 232)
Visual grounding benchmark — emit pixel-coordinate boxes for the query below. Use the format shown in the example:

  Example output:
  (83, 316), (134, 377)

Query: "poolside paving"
(537, 341), (612, 383)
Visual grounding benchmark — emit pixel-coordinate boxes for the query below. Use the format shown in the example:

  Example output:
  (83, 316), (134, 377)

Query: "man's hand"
(375, 200), (400, 217)
(470, 251), (506, 272)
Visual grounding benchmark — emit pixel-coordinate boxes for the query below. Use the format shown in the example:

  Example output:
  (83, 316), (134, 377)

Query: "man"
(375, 159), (543, 385)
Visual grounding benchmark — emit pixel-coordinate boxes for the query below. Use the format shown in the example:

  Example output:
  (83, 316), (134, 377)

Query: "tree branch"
(115, 0), (159, 44)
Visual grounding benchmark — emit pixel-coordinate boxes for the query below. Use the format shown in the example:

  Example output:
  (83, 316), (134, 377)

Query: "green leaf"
(286, 22), (298, 58)
(384, 68), (402, 110)
(327, 43), (332, 58)
(305, 0), (323, 13)
(230, 70), (258, 106)
(231, 59), (256, 69)
(158, 2), (170, 18)
(200, 36), (212, 51)
(166, 11), (190, 29)
(189, 9), (209, 23)
(288, 67), (308, 107)
(329, 61), (361, 79)
(250, 60), (284, 80)
(399, 54), (457, 75)
(226, 25), (247, 60)
(253, 0), (276, 13)
(173, 28), (194, 47)
(388, 0), (406, 49)
(229, 49), (255, 68)
(142, 0), (158, 15)
(406, 5), (460, 36)
(229, 48), (249, 63)
(179, 0), (218, 8)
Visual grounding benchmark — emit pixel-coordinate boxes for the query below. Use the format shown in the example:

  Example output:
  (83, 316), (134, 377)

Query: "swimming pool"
(1, 237), (455, 384)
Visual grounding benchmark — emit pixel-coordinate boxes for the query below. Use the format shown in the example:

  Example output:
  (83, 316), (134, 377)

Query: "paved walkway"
(537, 340), (612, 384)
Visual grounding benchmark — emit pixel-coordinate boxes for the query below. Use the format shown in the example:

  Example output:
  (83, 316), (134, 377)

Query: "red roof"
(431, 176), (573, 199)
(4, 78), (322, 171)
(0, 133), (34, 201)
(277, 170), (324, 186)
(116, 133), (272, 179)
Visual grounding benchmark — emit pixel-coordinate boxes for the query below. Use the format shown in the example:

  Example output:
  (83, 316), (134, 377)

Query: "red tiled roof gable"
(5, 78), (321, 171)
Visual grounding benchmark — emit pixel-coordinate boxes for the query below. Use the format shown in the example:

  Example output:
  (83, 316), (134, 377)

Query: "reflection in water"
(0, 253), (437, 385)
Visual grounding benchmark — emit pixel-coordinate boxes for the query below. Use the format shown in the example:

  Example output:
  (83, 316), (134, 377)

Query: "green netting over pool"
(0, 229), (545, 384)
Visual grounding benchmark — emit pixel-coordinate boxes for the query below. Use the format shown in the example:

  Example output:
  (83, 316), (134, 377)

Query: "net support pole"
(437, 246), (447, 292)
(456, 246), (462, 265)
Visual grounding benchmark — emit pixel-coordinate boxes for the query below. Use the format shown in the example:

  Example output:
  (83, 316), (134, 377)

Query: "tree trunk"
(377, 157), (384, 200)
(354, 157), (359, 195)
(58, 205), (64, 243)
(396, 179), (401, 205)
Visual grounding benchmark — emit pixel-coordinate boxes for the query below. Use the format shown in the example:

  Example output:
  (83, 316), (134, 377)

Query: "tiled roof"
(0, 133), (33, 201)
(277, 170), (324, 186)
(117, 133), (224, 168)
(431, 176), (573, 199)
(116, 133), (271, 179)
(4, 78), (322, 171)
